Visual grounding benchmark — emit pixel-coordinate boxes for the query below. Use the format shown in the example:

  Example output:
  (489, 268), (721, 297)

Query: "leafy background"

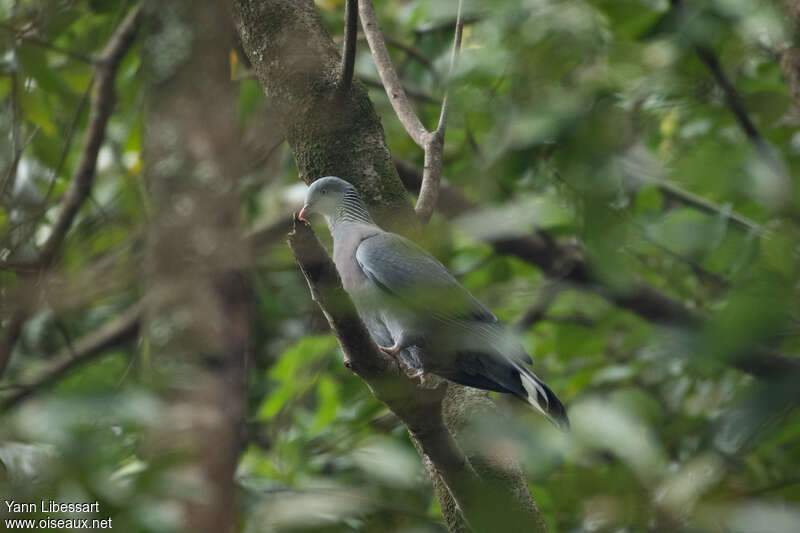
(1, 0), (800, 531)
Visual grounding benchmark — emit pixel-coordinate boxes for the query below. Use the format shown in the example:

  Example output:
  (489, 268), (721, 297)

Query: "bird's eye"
(321, 188), (327, 195)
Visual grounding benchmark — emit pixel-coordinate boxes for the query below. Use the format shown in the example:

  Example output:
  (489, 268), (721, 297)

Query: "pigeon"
(299, 176), (569, 428)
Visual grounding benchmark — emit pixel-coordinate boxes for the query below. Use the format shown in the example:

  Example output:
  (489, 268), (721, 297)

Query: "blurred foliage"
(1, 0), (800, 531)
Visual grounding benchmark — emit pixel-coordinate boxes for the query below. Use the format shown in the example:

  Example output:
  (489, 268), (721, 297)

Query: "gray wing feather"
(356, 233), (497, 323)
(356, 232), (534, 365)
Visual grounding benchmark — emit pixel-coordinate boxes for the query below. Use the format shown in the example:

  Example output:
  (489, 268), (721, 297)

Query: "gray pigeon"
(299, 176), (568, 428)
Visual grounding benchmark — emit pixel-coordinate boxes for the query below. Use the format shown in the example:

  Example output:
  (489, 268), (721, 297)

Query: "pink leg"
(378, 343), (401, 357)
(408, 368), (427, 385)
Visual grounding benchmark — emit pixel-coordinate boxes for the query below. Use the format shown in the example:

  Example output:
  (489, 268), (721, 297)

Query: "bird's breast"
(332, 225), (376, 293)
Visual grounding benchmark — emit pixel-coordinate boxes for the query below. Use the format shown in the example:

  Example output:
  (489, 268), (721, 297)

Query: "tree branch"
(339, 0), (358, 92)
(359, 0), (429, 145)
(0, 4), (142, 380)
(37, 4), (142, 266)
(395, 160), (800, 380)
(669, 0), (790, 192)
(359, 0), (465, 223)
(414, 0), (464, 224)
(383, 36), (440, 83)
(360, 75), (440, 104)
(288, 217), (545, 532)
(235, 3), (548, 528)
(413, 15), (483, 37)
(0, 303), (142, 411)
(0, 21), (97, 64)
(0, 125), (39, 201)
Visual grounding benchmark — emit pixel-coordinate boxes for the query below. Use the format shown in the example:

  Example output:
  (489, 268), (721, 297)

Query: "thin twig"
(53, 319), (78, 360)
(515, 282), (562, 329)
(37, 5), (142, 266)
(337, 34), (440, 80)
(7, 80), (93, 247)
(359, 0), (464, 224)
(670, 0), (790, 193)
(413, 14), (482, 37)
(0, 303), (142, 411)
(359, 0), (428, 145)
(393, 160), (800, 381)
(652, 178), (765, 236)
(2, 72), (20, 201)
(384, 36), (440, 83)
(359, 75), (439, 104)
(415, 0), (464, 223)
(339, 0), (358, 92)
(0, 4), (142, 380)
(41, 79), (93, 211)
(0, 125), (40, 200)
(435, 0), (463, 137)
(287, 217), (542, 531)
(694, 46), (787, 179)
(0, 22), (97, 65)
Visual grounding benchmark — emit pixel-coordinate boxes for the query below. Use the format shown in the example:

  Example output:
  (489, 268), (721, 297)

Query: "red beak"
(298, 204), (310, 221)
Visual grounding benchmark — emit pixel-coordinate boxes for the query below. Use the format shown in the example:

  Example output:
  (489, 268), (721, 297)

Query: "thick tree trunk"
(230, 0), (414, 233)
(233, 1), (546, 531)
(142, 2), (251, 532)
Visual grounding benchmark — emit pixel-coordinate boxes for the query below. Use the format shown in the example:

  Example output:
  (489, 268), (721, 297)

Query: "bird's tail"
(517, 366), (569, 430)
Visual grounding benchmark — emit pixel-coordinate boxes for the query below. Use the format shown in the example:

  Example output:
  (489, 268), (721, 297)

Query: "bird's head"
(299, 176), (358, 222)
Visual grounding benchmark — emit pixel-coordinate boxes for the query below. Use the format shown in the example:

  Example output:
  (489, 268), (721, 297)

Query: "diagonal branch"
(669, 0), (789, 190)
(0, 4), (142, 380)
(395, 161), (800, 381)
(0, 302), (142, 411)
(359, 0), (464, 223)
(0, 21), (97, 64)
(415, 0), (464, 224)
(434, 0), (464, 138)
(339, 0), (358, 92)
(37, 4), (142, 266)
(359, 0), (429, 145)
(288, 216), (546, 532)
(0, 125), (40, 201)
(360, 75), (439, 104)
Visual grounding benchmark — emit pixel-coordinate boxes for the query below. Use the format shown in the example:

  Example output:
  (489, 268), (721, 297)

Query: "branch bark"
(288, 218), (546, 532)
(359, 0), (428, 145)
(670, 0), (790, 195)
(395, 160), (800, 380)
(0, 303), (142, 411)
(339, 0), (358, 91)
(359, 0), (463, 223)
(233, 1), (546, 530)
(37, 4), (142, 266)
(0, 4), (142, 380)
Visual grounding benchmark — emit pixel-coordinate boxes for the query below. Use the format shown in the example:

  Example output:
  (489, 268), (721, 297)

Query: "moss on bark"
(232, 0), (415, 233)
(232, 1), (547, 530)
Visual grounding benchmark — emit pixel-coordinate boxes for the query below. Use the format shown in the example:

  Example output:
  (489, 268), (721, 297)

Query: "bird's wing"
(355, 232), (497, 324)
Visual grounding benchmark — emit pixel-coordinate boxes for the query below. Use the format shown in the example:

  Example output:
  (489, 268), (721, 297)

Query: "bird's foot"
(408, 368), (427, 386)
(378, 343), (402, 357)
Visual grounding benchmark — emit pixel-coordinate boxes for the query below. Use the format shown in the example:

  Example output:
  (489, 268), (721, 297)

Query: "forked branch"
(287, 217), (545, 532)
(0, 303), (142, 411)
(359, 0), (464, 223)
(0, 4), (142, 380)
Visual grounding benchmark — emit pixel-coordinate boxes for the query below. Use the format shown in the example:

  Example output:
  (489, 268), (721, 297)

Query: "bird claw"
(379, 343), (426, 384)
(408, 368), (427, 386)
(378, 343), (401, 357)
